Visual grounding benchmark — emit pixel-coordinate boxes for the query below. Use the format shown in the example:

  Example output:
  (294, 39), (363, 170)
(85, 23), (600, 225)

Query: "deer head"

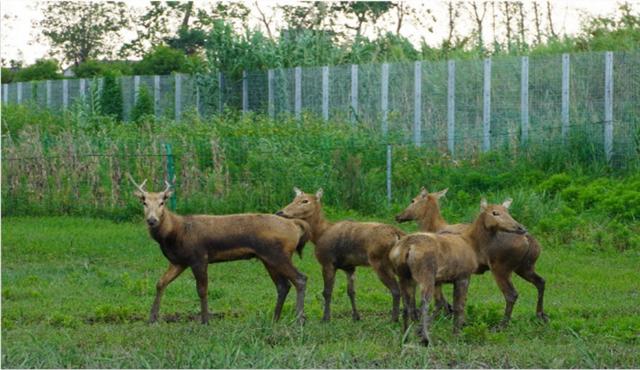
(276, 187), (323, 221)
(128, 173), (173, 228)
(395, 187), (448, 223)
(479, 198), (526, 234)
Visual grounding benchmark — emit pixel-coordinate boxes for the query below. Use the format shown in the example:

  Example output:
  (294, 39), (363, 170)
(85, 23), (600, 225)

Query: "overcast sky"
(0, 0), (633, 66)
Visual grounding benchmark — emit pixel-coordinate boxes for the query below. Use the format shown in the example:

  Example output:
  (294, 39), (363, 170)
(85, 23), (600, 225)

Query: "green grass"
(2, 216), (639, 368)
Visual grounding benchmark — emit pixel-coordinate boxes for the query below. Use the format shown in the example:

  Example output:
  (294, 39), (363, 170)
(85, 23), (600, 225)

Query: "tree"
(38, 2), (130, 66)
(100, 71), (123, 121)
(333, 2), (396, 37)
(133, 46), (189, 75)
(131, 85), (154, 123)
(13, 59), (61, 82)
(469, 1), (488, 51)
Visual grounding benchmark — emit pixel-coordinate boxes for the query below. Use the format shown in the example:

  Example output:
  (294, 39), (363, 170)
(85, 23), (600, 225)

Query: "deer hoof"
(352, 313), (361, 322)
(537, 312), (549, 322)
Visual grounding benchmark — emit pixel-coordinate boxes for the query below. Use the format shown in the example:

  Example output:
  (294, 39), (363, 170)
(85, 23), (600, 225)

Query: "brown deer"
(390, 198), (527, 345)
(276, 187), (405, 322)
(128, 174), (311, 324)
(396, 187), (548, 327)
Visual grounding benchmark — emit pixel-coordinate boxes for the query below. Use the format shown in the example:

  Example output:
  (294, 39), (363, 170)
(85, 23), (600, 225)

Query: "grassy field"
(2, 215), (639, 368)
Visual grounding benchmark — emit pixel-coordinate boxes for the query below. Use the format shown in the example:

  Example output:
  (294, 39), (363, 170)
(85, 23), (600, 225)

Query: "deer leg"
(516, 267), (548, 322)
(433, 283), (453, 318)
(344, 267), (360, 321)
(492, 269), (518, 329)
(149, 263), (186, 323)
(398, 276), (416, 333)
(370, 260), (401, 322)
(452, 277), (470, 334)
(321, 264), (337, 322)
(267, 258), (307, 324)
(191, 263), (209, 325)
(263, 262), (291, 322)
(418, 280), (435, 346)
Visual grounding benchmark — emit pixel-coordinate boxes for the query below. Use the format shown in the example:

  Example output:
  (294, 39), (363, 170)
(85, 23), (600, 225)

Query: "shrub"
(131, 85), (154, 123)
(13, 59), (61, 82)
(100, 71), (123, 121)
(133, 45), (189, 75)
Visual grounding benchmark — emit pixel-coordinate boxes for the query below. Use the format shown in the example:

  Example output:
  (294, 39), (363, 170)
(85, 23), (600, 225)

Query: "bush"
(100, 71), (123, 121)
(1, 67), (15, 84)
(133, 46), (190, 75)
(13, 59), (61, 82)
(73, 60), (134, 78)
(131, 85), (154, 123)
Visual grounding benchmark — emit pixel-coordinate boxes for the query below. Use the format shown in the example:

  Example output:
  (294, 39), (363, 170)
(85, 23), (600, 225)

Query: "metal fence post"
(174, 73), (181, 121)
(154, 75), (160, 117)
(133, 75), (140, 105)
(447, 60), (456, 156)
(381, 63), (389, 135)
(2, 84), (8, 105)
(386, 145), (392, 204)
(17, 82), (22, 104)
(62, 79), (68, 109)
(195, 76), (200, 117)
(218, 72), (224, 113)
(242, 70), (248, 114)
(46, 80), (52, 108)
(294, 66), (302, 119)
(604, 51), (614, 162)
(268, 69), (274, 118)
(521, 56), (529, 145)
(351, 64), (358, 124)
(164, 143), (177, 211)
(79, 79), (86, 99)
(322, 66), (329, 121)
(561, 54), (570, 142)
(414, 61), (422, 147)
(482, 58), (492, 152)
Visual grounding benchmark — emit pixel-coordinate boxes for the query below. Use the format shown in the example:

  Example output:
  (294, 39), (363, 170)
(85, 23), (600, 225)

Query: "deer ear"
(163, 190), (174, 200)
(134, 191), (145, 201)
(420, 187), (428, 198)
(293, 187), (302, 196)
(315, 188), (324, 200)
(480, 198), (488, 210)
(435, 188), (448, 199)
(502, 198), (513, 209)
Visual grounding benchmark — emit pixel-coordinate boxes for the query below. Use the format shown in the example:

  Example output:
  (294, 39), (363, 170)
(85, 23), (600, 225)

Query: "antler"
(127, 173), (148, 194)
(163, 180), (172, 193)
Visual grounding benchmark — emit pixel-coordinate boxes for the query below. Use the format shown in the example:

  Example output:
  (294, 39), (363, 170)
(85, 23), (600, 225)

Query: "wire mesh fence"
(2, 51), (639, 217)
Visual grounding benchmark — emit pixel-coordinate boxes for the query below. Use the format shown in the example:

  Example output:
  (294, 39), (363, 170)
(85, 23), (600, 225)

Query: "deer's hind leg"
(263, 261), (292, 322)
(344, 267), (360, 321)
(491, 267), (518, 329)
(433, 283), (453, 318)
(370, 258), (401, 322)
(515, 266), (548, 322)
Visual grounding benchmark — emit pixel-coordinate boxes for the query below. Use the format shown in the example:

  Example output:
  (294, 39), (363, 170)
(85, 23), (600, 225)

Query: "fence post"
(268, 69), (274, 118)
(195, 76), (200, 117)
(2, 84), (7, 105)
(164, 143), (177, 211)
(46, 80), (52, 108)
(17, 82), (22, 104)
(604, 51), (614, 162)
(218, 72), (224, 113)
(447, 60), (456, 156)
(294, 66), (301, 120)
(521, 56), (529, 145)
(79, 79), (86, 99)
(561, 53), (570, 143)
(386, 145), (392, 204)
(381, 63), (389, 135)
(174, 73), (181, 121)
(351, 64), (358, 124)
(242, 70), (248, 114)
(322, 65), (329, 122)
(154, 75), (160, 117)
(414, 61), (422, 147)
(482, 58), (492, 152)
(133, 75), (140, 105)
(62, 79), (68, 109)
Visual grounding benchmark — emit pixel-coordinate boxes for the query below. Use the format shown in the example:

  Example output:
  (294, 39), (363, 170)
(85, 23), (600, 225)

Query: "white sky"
(0, 0), (634, 67)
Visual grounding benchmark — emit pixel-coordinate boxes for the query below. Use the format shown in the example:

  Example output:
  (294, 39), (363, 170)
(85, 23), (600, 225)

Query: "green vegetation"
(99, 72), (123, 121)
(2, 216), (638, 368)
(131, 85), (154, 123)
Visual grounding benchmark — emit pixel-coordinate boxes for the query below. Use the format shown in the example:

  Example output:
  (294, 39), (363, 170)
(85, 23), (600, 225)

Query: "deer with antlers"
(128, 174), (311, 324)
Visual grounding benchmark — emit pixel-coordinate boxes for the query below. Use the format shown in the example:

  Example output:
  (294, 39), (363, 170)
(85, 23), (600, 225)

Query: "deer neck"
(418, 204), (448, 232)
(463, 213), (494, 261)
(307, 208), (333, 244)
(150, 210), (182, 246)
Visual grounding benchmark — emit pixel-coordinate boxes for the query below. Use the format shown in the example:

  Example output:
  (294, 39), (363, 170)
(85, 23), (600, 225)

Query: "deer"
(390, 198), (527, 345)
(276, 187), (405, 322)
(128, 174), (311, 324)
(396, 187), (548, 328)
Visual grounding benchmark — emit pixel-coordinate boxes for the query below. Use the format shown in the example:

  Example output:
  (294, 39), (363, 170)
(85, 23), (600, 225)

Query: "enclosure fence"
(3, 50), (639, 162)
(2, 51), (639, 215)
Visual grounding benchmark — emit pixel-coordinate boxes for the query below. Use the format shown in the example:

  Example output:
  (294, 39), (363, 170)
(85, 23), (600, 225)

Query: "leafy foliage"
(131, 85), (154, 123)
(100, 72), (123, 121)
(12, 59), (61, 82)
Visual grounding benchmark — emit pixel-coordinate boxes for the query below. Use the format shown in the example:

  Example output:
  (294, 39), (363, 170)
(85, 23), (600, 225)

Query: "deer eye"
(143, 202), (148, 206)
(411, 200), (415, 204)
(492, 211), (500, 216)
(159, 202), (164, 206)
(301, 199), (309, 204)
